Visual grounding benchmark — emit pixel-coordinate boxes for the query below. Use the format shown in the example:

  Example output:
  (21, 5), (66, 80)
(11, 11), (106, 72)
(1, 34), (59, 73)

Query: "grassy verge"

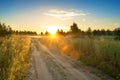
(0, 35), (31, 80)
(71, 37), (120, 79)
(39, 36), (120, 80)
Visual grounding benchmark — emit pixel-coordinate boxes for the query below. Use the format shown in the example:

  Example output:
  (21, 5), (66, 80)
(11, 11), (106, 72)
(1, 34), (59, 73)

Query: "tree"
(101, 29), (106, 35)
(70, 22), (79, 33)
(93, 29), (97, 35)
(40, 32), (43, 35)
(0, 23), (12, 37)
(106, 29), (112, 35)
(45, 31), (50, 36)
(7, 25), (12, 34)
(114, 28), (120, 40)
(86, 27), (92, 35)
(56, 29), (65, 36)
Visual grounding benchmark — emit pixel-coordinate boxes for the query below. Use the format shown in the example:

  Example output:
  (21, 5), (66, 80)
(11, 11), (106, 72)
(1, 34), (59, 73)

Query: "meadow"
(0, 34), (119, 80)
(39, 36), (120, 80)
(0, 35), (31, 80)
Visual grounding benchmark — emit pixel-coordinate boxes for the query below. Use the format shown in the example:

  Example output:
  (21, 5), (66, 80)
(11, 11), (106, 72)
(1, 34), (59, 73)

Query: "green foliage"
(0, 22), (37, 36)
(39, 36), (120, 79)
(70, 22), (80, 33)
(68, 22), (114, 37)
(0, 23), (12, 37)
(86, 27), (92, 35)
(71, 37), (120, 79)
(114, 28), (120, 40)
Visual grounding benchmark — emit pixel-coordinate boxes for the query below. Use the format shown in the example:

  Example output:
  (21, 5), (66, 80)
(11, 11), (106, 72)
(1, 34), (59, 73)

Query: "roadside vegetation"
(39, 22), (120, 80)
(0, 35), (31, 80)
(0, 23), (32, 80)
(71, 37), (120, 79)
(40, 35), (120, 80)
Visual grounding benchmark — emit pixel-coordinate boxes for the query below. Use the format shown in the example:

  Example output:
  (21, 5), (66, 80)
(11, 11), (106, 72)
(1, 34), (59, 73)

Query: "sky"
(0, 0), (120, 33)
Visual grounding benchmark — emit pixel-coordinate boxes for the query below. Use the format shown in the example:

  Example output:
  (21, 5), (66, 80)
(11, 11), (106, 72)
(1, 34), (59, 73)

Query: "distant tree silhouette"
(96, 29), (101, 35)
(101, 29), (106, 35)
(13, 30), (37, 35)
(40, 32), (43, 36)
(86, 27), (92, 35)
(0, 23), (12, 37)
(70, 22), (79, 33)
(114, 28), (120, 40)
(93, 29), (98, 35)
(1, 22), (118, 38)
(106, 29), (112, 35)
(56, 29), (60, 34)
(0, 22), (38, 36)
(56, 29), (65, 36)
(93, 29), (113, 36)
(81, 30), (85, 35)
(15, 30), (19, 35)
(45, 31), (50, 36)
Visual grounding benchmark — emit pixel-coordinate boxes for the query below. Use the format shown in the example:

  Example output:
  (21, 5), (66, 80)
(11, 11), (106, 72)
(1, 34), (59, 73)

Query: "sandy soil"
(29, 38), (114, 80)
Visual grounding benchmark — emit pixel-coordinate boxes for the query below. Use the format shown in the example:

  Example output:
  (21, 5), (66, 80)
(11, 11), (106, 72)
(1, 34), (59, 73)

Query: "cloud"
(44, 9), (88, 20)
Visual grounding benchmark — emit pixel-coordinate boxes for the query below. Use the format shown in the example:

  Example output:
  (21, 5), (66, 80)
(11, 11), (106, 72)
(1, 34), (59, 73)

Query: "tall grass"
(39, 36), (120, 80)
(71, 37), (120, 79)
(0, 35), (31, 80)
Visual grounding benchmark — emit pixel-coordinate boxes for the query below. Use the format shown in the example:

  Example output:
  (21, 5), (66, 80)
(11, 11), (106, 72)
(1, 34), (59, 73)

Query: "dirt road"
(29, 38), (113, 80)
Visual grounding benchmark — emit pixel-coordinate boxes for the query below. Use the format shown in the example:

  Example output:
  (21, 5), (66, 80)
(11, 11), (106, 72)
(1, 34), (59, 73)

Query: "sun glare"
(47, 26), (61, 35)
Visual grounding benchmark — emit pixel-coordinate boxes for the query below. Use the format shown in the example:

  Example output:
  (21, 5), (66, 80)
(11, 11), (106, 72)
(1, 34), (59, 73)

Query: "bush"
(0, 35), (31, 80)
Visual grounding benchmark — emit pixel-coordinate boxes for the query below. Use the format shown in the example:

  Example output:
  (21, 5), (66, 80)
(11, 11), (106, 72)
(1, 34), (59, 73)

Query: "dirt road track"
(29, 38), (113, 80)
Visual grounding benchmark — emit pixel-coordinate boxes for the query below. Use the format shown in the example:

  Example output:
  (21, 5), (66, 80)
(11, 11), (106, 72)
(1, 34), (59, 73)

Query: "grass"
(39, 36), (120, 80)
(71, 37), (120, 79)
(0, 35), (31, 80)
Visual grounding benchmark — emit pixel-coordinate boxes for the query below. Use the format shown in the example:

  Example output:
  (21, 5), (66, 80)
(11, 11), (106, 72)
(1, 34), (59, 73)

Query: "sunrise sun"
(47, 26), (61, 35)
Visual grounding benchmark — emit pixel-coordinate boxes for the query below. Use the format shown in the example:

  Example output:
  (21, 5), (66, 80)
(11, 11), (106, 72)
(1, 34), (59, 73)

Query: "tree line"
(69, 23), (120, 40)
(0, 22), (37, 37)
(12, 30), (37, 35)
(0, 22), (120, 40)
(69, 23), (113, 36)
(0, 23), (12, 36)
(41, 22), (120, 40)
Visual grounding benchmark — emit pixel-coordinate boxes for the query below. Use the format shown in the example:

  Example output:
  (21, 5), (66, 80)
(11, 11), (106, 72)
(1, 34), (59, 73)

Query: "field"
(39, 36), (120, 80)
(0, 35), (31, 80)
(0, 35), (120, 80)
